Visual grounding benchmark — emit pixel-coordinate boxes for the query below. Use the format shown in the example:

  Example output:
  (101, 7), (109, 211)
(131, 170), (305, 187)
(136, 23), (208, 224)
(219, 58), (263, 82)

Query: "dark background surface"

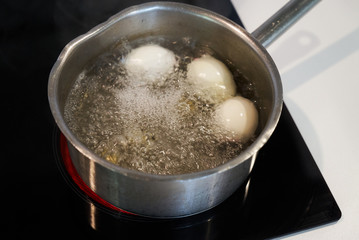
(1, 0), (340, 239)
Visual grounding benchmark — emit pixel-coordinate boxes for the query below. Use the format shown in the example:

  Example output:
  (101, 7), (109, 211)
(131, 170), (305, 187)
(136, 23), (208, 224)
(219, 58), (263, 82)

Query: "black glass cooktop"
(2, 0), (341, 239)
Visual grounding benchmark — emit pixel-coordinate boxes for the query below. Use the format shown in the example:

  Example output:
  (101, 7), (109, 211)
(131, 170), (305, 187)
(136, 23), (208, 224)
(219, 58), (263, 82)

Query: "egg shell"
(187, 55), (236, 101)
(214, 96), (258, 141)
(125, 44), (176, 83)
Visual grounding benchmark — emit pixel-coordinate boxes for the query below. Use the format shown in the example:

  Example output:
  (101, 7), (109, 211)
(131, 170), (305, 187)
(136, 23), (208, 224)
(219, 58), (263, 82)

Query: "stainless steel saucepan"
(48, 0), (319, 217)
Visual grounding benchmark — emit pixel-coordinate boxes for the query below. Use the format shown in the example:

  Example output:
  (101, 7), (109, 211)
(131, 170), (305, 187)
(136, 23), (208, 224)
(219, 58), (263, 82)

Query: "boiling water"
(64, 37), (257, 175)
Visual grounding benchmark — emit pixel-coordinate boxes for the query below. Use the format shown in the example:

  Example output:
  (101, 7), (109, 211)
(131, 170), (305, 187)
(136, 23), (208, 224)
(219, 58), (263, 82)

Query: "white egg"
(214, 96), (258, 141)
(125, 44), (176, 83)
(187, 55), (236, 101)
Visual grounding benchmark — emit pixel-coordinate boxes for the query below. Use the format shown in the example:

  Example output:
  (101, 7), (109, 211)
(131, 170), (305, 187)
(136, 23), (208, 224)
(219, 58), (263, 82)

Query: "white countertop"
(231, 0), (359, 239)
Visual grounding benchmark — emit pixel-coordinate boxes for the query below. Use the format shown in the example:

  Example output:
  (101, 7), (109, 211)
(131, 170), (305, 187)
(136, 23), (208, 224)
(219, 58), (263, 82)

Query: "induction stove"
(1, 0), (341, 239)
(52, 104), (341, 240)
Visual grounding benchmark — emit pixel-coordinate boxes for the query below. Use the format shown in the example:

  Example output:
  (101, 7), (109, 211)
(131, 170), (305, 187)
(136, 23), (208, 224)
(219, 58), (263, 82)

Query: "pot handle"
(251, 0), (320, 48)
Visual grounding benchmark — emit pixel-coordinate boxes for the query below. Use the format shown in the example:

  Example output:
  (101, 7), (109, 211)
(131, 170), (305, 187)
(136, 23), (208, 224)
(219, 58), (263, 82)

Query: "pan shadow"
(278, 27), (359, 92)
(271, 30), (321, 71)
(271, 27), (359, 170)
